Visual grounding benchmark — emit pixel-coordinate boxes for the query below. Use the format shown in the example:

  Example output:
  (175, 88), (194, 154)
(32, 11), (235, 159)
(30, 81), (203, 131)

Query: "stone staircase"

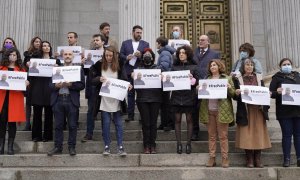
(0, 93), (299, 180)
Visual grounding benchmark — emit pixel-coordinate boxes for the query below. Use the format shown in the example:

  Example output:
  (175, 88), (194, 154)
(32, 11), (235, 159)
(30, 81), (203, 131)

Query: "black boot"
(0, 138), (5, 154)
(177, 143), (182, 154)
(7, 138), (14, 155)
(186, 143), (191, 154)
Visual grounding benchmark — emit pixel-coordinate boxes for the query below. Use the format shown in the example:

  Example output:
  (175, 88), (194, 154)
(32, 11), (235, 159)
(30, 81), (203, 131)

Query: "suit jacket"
(120, 39), (150, 76)
(50, 68), (85, 108)
(193, 47), (220, 79)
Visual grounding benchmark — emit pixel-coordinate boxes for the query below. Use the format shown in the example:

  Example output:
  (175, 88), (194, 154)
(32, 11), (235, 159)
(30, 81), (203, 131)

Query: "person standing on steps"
(199, 59), (235, 168)
(233, 58), (271, 168)
(0, 48), (29, 155)
(120, 25), (149, 122)
(47, 50), (85, 156)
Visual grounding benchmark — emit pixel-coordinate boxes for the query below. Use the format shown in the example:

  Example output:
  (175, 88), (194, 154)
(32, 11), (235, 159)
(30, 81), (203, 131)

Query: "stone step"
(1, 166), (299, 180)
(12, 128), (282, 141)
(5, 141), (291, 154)
(0, 153), (297, 168)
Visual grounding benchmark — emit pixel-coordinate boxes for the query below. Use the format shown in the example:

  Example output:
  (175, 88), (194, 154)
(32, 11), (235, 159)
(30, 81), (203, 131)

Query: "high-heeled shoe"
(186, 144), (191, 154)
(177, 143), (182, 154)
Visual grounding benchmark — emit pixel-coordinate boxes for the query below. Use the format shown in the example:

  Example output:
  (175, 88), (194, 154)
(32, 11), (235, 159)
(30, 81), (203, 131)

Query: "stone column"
(35, 0), (60, 50)
(0, 0), (37, 55)
(262, 0), (300, 72)
(119, 0), (160, 51)
(229, 0), (253, 64)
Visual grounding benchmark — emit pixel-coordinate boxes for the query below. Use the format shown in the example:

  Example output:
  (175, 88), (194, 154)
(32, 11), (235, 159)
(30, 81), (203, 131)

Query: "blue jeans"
(52, 96), (78, 149)
(278, 117), (300, 159)
(101, 111), (123, 147)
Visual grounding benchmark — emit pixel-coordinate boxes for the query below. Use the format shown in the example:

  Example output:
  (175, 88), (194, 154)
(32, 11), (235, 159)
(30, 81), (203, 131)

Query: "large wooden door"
(160, 0), (231, 71)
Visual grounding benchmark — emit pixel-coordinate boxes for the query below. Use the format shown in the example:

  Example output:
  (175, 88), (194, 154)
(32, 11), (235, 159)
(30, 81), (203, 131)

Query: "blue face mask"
(240, 51), (249, 60)
(281, 65), (292, 74)
(172, 31), (180, 39)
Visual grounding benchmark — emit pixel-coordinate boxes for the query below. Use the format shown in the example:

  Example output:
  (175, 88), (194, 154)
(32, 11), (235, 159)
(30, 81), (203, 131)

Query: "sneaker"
(103, 146), (110, 156)
(81, 135), (92, 143)
(118, 146), (127, 157)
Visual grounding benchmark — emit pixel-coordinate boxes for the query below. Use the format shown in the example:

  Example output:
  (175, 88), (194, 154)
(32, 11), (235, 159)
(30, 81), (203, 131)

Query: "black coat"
(28, 58), (62, 106)
(170, 59), (199, 106)
(89, 61), (127, 116)
(135, 64), (162, 103)
(233, 74), (269, 126)
(269, 71), (300, 119)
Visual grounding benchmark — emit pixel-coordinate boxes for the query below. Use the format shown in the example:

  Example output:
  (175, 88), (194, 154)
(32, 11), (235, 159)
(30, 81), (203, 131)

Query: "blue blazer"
(193, 47), (220, 79)
(50, 68), (85, 108)
(120, 39), (150, 76)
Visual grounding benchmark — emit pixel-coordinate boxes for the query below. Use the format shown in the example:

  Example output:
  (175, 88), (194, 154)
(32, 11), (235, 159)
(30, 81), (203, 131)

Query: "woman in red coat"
(0, 47), (28, 155)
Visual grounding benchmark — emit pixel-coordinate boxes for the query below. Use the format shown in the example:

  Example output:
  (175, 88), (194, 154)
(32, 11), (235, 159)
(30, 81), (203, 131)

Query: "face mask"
(172, 31), (180, 39)
(4, 43), (13, 49)
(281, 65), (292, 74)
(240, 51), (249, 60)
(143, 55), (153, 65)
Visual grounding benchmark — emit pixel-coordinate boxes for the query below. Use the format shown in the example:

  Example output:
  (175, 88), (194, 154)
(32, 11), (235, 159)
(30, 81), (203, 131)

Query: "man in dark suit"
(192, 35), (220, 141)
(47, 50), (85, 156)
(120, 25), (150, 121)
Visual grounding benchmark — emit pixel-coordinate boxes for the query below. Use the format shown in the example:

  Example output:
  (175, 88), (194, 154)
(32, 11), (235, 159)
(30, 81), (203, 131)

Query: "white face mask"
(240, 51), (249, 60)
(281, 65), (292, 74)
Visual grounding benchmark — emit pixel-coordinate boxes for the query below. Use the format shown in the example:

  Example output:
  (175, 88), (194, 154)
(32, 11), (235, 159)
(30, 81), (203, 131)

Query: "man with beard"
(134, 73), (145, 85)
(47, 50), (85, 156)
(163, 75), (175, 88)
(120, 25), (149, 122)
(98, 22), (118, 50)
(282, 87), (294, 102)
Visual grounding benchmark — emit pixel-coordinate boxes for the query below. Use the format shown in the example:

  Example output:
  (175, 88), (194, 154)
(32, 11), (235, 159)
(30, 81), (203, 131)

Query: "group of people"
(0, 22), (299, 169)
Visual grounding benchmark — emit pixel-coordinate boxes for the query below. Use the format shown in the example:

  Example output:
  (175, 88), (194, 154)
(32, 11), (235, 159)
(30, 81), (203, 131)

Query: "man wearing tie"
(120, 25), (150, 121)
(192, 35), (220, 141)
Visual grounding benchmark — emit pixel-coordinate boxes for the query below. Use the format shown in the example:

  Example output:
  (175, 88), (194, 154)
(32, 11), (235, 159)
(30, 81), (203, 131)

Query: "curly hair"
(175, 45), (193, 62)
(207, 59), (226, 76)
(239, 43), (255, 57)
(1, 47), (24, 70)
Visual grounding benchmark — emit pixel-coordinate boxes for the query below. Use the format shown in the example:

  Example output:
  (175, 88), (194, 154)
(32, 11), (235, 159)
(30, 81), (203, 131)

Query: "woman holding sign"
(270, 58), (300, 167)
(29, 41), (61, 142)
(0, 48), (28, 155)
(233, 58), (271, 168)
(199, 59), (235, 168)
(171, 45), (199, 154)
(134, 48), (162, 154)
(90, 46), (129, 156)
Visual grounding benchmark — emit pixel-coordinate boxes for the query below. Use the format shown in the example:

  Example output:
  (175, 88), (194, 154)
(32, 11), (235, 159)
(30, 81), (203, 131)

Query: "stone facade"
(1, 0), (300, 75)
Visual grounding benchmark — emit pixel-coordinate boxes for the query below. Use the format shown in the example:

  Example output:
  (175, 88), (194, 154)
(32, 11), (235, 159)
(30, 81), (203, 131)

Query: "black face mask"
(143, 56), (153, 66)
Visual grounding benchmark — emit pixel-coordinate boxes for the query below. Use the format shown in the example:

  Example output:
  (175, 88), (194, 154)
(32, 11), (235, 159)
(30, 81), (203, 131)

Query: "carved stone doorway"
(160, 0), (231, 71)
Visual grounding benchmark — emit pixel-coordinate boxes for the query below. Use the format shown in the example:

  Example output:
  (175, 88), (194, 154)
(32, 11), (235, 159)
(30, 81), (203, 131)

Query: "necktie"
(200, 48), (205, 57)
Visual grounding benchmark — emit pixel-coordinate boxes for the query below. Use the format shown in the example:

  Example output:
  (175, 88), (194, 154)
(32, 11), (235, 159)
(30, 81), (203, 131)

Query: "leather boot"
(0, 138), (5, 154)
(7, 138), (14, 155)
(222, 157), (229, 168)
(254, 150), (263, 168)
(206, 157), (216, 167)
(245, 150), (254, 168)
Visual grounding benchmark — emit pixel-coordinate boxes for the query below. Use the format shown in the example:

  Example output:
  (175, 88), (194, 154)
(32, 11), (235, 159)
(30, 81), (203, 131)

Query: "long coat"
(0, 66), (26, 122)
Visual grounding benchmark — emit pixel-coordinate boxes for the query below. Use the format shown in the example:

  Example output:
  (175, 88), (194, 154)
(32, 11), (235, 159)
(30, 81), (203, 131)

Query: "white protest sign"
(52, 66), (81, 83)
(84, 50), (103, 68)
(240, 85), (270, 105)
(168, 39), (191, 49)
(0, 71), (27, 91)
(99, 78), (130, 101)
(29, 59), (56, 77)
(198, 79), (228, 99)
(281, 84), (300, 105)
(162, 70), (190, 91)
(133, 69), (161, 89)
(57, 46), (82, 63)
